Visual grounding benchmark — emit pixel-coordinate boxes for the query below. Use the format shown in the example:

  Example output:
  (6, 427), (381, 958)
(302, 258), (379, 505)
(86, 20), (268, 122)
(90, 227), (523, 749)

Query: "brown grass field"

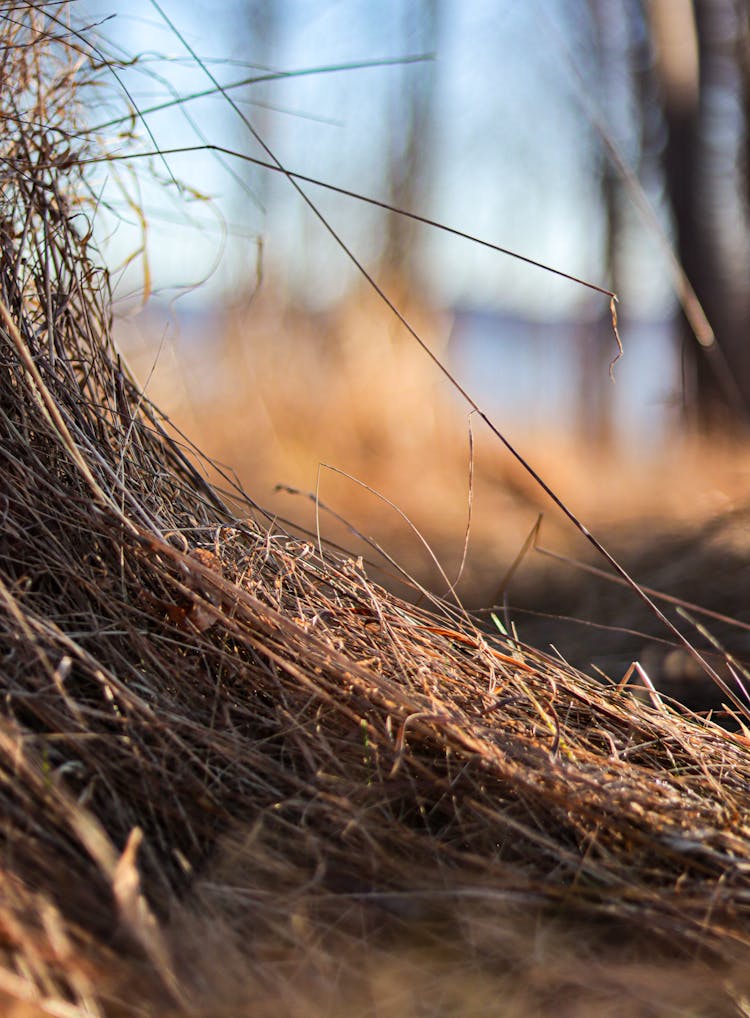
(4, 6), (750, 1016)
(121, 284), (750, 594)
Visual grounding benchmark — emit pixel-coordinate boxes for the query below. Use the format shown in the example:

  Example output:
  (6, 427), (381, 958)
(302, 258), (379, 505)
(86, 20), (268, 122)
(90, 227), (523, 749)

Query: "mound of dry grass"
(4, 7), (750, 1016)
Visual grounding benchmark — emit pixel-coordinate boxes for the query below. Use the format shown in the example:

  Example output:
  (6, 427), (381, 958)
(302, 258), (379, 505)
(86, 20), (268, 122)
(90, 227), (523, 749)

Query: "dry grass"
(120, 284), (750, 608)
(3, 6), (750, 1017)
(119, 282), (553, 594)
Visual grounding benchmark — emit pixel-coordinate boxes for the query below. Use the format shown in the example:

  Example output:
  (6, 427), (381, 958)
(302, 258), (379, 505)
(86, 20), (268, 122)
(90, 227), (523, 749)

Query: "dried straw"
(2, 6), (750, 1016)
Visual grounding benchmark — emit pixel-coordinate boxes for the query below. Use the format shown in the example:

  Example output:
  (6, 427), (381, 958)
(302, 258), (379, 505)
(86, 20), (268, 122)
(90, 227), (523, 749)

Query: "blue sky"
(80, 0), (674, 320)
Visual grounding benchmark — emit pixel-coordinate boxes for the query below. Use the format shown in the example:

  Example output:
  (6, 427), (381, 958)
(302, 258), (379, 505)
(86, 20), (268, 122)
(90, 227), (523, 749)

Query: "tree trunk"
(651, 0), (750, 430)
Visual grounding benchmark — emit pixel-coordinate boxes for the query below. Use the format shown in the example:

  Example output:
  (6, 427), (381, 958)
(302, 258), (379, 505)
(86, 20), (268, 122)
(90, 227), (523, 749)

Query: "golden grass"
(121, 282), (750, 605)
(4, 7), (750, 1017)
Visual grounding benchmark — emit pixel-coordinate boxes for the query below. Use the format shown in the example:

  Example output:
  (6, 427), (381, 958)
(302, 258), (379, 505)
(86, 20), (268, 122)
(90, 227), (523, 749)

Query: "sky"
(79, 0), (674, 321)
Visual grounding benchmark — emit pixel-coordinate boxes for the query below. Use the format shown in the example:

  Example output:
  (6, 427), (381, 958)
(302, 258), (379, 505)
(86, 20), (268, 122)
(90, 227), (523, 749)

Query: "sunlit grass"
(120, 282), (750, 606)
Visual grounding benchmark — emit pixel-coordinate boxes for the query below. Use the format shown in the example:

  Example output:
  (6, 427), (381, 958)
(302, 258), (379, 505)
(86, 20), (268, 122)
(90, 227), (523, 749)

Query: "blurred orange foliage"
(119, 284), (750, 603)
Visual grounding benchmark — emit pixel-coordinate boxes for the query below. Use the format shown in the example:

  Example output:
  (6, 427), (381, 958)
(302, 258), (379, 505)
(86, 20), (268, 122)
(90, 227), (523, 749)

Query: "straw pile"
(3, 7), (750, 1016)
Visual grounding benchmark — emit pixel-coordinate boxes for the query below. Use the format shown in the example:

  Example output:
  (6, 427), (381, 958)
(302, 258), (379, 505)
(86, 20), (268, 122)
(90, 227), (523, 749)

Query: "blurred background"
(78, 1), (750, 672)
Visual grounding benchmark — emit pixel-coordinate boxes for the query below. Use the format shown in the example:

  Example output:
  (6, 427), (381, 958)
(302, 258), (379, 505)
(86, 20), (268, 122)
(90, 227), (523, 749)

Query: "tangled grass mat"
(2, 6), (750, 1016)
